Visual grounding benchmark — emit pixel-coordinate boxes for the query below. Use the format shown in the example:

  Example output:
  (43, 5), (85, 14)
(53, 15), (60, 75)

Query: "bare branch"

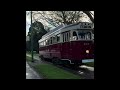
(33, 12), (58, 27)
(83, 11), (94, 23)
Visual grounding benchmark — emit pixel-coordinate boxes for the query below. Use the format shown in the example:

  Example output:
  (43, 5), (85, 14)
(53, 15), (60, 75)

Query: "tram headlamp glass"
(86, 50), (89, 53)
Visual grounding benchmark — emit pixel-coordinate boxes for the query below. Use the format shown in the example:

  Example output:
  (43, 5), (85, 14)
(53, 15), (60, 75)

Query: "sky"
(26, 11), (94, 36)
(26, 11), (31, 36)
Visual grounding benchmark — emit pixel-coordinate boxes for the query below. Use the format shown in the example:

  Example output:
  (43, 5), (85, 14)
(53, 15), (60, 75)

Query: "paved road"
(26, 62), (41, 79)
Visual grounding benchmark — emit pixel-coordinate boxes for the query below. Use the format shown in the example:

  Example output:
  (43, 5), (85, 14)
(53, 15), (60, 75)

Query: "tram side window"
(73, 31), (78, 40)
(46, 39), (48, 45)
(66, 32), (70, 41)
(62, 32), (66, 42)
(86, 32), (91, 39)
(41, 42), (43, 46)
(49, 37), (52, 45)
(57, 34), (60, 43)
(63, 33), (64, 42)
(52, 36), (56, 44)
(62, 32), (69, 42)
(78, 31), (91, 40)
(44, 40), (46, 46)
(48, 38), (51, 45)
(68, 32), (70, 41)
(66, 33), (68, 41)
(50, 37), (52, 44)
(62, 33), (65, 42)
(64, 33), (67, 42)
(47, 39), (49, 45)
(43, 41), (45, 46)
(39, 43), (41, 47)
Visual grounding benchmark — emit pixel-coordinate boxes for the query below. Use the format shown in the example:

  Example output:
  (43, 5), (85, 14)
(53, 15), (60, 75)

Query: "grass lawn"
(26, 56), (32, 62)
(26, 54), (81, 79)
(26, 51), (38, 54)
(34, 64), (81, 79)
(84, 62), (94, 67)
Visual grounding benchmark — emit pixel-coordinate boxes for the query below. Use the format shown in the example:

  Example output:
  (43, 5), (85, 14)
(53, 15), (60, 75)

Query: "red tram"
(38, 22), (94, 65)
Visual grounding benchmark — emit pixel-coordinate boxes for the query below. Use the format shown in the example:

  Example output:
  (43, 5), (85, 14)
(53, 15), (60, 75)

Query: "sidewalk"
(26, 62), (41, 79)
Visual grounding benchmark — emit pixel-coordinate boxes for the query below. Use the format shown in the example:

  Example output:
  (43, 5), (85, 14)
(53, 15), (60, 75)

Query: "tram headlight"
(86, 50), (89, 53)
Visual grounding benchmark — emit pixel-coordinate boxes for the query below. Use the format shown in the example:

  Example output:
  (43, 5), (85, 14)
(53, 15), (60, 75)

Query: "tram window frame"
(45, 40), (47, 46)
(72, 31), (78, 41)
(62, 33), (64, 42)
(43, 41), (45, 46)
(41, 41), (43, 46)
(47, 38), (50, 45)
(65, 33), (66, 42)
(52, 36), (56, 44)
(78, 30), (92, 40)
(56, 34), (60, 43)
(66, 32), (70, 42)
(63, 33), (65, 42)
(46, 39), (48, 45)
(62, 31), (70, 42)
(68, 31), (70, 41)
(66, 33), (68, 41)
(50, 37), (52, 44)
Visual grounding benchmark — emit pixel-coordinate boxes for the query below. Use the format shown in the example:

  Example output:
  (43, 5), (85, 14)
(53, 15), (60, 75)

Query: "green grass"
(34, 64), (81, 79)
(26, 56), (32, 62)
(26, 51), (38, 54)
(85, 62), (94, 67)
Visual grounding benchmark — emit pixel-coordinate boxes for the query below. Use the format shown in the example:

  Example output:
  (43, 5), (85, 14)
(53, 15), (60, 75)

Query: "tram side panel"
(49, 43), (61, 59)
(70, 41), (94, 63)
(61, 42), (71, 60)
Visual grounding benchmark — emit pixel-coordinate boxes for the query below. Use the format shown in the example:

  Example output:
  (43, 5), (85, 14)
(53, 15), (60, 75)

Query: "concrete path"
(26, 62), (41, 79)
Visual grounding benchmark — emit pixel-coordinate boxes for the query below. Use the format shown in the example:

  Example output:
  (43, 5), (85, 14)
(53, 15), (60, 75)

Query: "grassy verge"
(26, 51), (38, 54)
(26, 54), (81, 79)
(34, 64), (81, 79)
(26, 56), (33, 62)
(26, 52), (39, 57)
(26, 56), (37, 62)
(84, 62), (94, 67)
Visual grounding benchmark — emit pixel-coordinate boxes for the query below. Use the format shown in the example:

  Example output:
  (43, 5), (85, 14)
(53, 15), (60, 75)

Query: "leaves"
(27, 21), (47, 53)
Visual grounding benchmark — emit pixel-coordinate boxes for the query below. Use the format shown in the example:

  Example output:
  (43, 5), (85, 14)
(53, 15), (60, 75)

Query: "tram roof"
(38, 22), (93, 42)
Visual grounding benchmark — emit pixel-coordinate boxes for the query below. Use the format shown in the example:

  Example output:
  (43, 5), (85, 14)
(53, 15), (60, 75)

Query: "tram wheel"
(39, 55), (45, 61)
(52, 58), (61, 65)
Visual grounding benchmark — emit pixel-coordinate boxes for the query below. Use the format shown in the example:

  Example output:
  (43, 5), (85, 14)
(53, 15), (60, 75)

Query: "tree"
(26, 11), (94, 52)
(32, 11), (94, 28)
(83, 11), (94, 23)
(26, 40), (31, 51)
(26, 21), (47, 53)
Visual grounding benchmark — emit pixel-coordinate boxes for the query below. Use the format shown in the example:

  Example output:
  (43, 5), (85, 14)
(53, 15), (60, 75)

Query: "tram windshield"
(77, 30), (92, 40)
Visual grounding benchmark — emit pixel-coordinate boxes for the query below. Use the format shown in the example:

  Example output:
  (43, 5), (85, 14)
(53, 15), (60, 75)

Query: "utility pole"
(31, 11), (34, 62)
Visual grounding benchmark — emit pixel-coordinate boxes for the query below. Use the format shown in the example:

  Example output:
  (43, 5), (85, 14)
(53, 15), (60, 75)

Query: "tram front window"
(78, 31), (91, 40)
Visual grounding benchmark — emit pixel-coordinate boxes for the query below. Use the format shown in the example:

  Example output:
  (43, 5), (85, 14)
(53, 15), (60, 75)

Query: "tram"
(38, 22), (94, 65)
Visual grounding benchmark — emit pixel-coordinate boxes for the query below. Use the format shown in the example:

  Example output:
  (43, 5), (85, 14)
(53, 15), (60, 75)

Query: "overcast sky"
(26, 11), (94, 36)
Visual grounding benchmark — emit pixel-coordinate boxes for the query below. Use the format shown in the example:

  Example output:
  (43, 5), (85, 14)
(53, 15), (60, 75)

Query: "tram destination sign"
(79, 22), (92, 29)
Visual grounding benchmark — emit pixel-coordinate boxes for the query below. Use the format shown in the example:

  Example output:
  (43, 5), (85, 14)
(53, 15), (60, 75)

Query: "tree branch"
(83, 11), (94, 23)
